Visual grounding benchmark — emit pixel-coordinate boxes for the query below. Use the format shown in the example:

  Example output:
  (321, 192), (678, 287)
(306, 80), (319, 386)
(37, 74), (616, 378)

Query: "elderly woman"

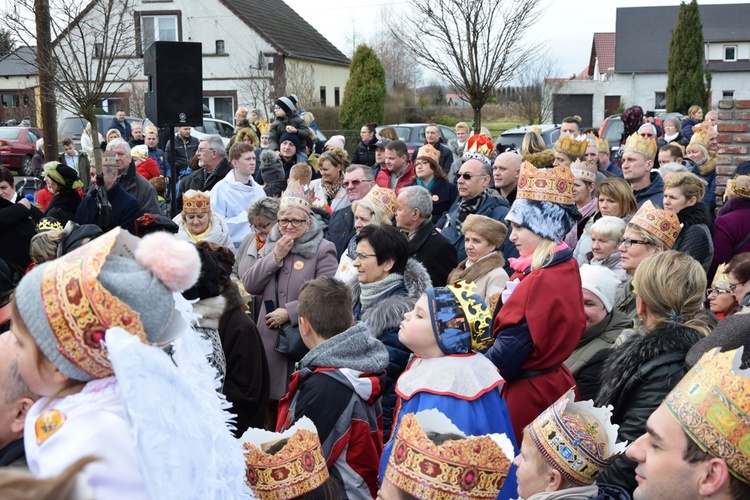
(310, 146), (349, 212)
(564, 160), (598, 249)
(662, 116), (689, 146)
(663, 172), (714, 273)
(414, 144), (458, 223)
(352, 224), (431, 441)
(582, 216), (628, 286)
(173, 190), (232, 247)
(242, 181), (338, 420)
(234, 197), (280, 281)
(446, 214), (508, 307)
(42, 162), (83, 226)
(335, 186), (397, 290)
(707, 263), (740, 320)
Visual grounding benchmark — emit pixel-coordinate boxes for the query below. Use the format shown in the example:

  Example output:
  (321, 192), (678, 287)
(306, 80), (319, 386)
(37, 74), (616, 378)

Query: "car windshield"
(59, 118), (86, 138)
(0, 128), (22, 140)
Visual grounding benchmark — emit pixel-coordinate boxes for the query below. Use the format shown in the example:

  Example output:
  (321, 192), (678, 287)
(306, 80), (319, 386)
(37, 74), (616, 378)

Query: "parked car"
(376, 124), (457, 156)
(494, 124), (561, 152)
(191, 118), (235, 147)
(0, 126), (43, 176)
(57, 114), (149, 152)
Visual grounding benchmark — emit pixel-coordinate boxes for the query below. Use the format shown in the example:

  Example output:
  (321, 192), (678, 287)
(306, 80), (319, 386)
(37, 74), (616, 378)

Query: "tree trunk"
(35, 0), (57, 165)
(472, 105), (482, 134)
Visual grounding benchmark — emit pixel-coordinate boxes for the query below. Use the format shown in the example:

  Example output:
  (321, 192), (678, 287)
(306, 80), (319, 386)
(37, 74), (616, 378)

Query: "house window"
(94, 43), (103, 58)
(1, 94), (19, 108)
(141, 15), (178, 50)
(215, 40), (225, 55)
(203, 96), (234, 124)
(724, 45), (737, 61)
(723, 90), (735, 99)
(654, 91), (667, 110)
(320, 87), (327, 106)
(334, 87), (340, 107)
(99, 98), (123, 114)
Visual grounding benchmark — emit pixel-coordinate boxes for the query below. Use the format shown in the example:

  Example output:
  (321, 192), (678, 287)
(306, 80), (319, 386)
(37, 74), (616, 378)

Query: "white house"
(0, 46), (38, 124)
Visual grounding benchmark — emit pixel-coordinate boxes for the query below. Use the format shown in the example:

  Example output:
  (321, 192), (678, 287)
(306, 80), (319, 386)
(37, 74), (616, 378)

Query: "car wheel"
(20, 155), (34, 176)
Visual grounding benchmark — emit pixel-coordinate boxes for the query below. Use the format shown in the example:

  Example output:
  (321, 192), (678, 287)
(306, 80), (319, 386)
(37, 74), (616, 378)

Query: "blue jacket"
(324, 205), (354, 259)
(415, 177), (458, 224)
(74, 182), (142, 234)
(109, 117), (131, 142)
(633, 172), (664, 208)
(147, 146), (171, 179)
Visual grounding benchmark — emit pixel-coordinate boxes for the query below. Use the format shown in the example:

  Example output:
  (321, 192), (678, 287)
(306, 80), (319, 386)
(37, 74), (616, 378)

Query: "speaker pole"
(169, 126), (177, 217)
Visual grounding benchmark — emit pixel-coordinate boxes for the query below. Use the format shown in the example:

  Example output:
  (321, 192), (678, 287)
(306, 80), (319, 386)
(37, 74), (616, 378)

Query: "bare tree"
(285, 60), (316, 107)
(128, 81), (147, 118)
(392, 0), (545, 132)
(235, 46), (285, 117)
(6, 0), (140, 170)
(512, 56), (563, 124)
(369, 8), (422, 91)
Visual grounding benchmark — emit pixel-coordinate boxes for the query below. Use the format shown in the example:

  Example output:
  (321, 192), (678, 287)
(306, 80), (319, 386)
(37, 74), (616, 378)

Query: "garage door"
(553, 94), (593, 129)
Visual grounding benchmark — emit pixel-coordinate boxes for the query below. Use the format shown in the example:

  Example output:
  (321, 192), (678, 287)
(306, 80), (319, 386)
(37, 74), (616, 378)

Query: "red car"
(0, 127), (42, 176)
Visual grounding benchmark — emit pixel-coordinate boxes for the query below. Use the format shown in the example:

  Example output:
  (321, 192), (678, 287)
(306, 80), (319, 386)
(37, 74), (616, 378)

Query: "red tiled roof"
(589, 33), (615, 77)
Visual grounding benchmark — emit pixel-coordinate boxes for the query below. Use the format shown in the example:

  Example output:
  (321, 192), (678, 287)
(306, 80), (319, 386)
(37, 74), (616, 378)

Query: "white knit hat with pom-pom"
(579, 264), (620, 313)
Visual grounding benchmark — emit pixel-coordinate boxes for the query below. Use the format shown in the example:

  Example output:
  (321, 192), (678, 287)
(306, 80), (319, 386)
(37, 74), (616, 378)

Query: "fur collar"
(193, 296), (226, 330)
(718, 195), (750, 217)
(263, 219), (324, 260)
(447, 252), (505, 285)
(699, 152), (717, 176)
(677, 202), (712, 228)
(522, 148), (555, 169)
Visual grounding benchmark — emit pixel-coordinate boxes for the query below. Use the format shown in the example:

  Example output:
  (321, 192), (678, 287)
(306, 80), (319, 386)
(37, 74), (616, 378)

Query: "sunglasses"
(343, 179), (369, 188)
(456, 172), (487, 181)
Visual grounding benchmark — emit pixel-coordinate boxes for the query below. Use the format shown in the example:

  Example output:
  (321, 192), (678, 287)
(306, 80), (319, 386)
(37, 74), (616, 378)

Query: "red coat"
(488, 256), (585, 443)
(136, 157), (161, 180)
(375, 161), (415, 194)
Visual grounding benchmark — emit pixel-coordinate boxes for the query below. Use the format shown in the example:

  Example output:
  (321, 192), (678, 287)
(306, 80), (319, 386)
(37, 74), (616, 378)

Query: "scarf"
(255, 233), (266, 251)
(188, 221), (213, 243)
(322, 175), (344, 204)
(509, 242), (569, 273)
(455, 189), (490, 232)
(360, 273), (404, 311)
(346, 234), (357, 259)
(416, 177), (435, 191)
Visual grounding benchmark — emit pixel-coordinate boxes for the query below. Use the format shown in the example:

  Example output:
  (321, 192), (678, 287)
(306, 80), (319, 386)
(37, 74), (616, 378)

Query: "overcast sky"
(284, 0), (748, 81)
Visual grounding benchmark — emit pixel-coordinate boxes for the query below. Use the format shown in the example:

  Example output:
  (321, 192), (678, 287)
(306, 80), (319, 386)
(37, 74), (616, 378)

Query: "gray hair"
(589, 216), (626, 241)
(706, 110), (718, 118)
(205, 135), (226, 157)
(247, 197), (280, 224)
(106, 138), (131, 156)
(639, 123), (658, 136)
(346, 164), (374, 181)
(400, 186), (433, 219)
(658, 162), (688, 178)
(4, 359), (36, 403)
(663, 116), (681, 129)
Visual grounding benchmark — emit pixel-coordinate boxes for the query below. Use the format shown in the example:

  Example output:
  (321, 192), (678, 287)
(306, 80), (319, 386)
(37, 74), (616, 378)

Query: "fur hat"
(259, 149), (286, 184)
(580, 264), (619, 312)
(275, 96), (295, 116)
(325, 135), (346, 150)
(461, 214), (507, 248)
(279, 132), (301, 151)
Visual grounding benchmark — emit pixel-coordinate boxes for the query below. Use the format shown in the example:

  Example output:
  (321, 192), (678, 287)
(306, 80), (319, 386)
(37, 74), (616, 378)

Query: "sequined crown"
(555, 134), (588, 158)
(596, 138), (609, 154)
(182, 190), (211, 215)
(242, 417), (329, 500)
(570, 160), (597, 184)
(690, 121), (712, 150)
(630, 200), (682, 249)
(516, 161), (575, 205)
(665, 347), (750, 485)
(622, 133), (657, 161)
(417, 144), (441, 163)
(385, 410), (514, 499)
(280, 180), (314, 214)
(712, 263), (732, 292)
(426, 280), (493, 355)
(362, 185), (398, 220)
(529, 389), (628, 486)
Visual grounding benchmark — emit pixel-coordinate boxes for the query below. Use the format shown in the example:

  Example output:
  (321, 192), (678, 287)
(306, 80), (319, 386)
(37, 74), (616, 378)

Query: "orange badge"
(294, 261), (305, 270)
(35, 409), (66, 444)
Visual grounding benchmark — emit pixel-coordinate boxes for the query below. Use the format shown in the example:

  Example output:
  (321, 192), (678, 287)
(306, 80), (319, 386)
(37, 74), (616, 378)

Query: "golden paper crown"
(102, 152), (117, 167)
(712, 263), (732, 291)
(596, 138), (609, 154)
(182, 190), (211, 215)
(529, 389), (628, 486)
(417, 144), (441, 164)
(242, 418), (329, 499)
(280, 180), (314, 215)
(690, 121), (712, 150)
(727, 175), (750, 198)
(362, 185), (397, 220)
(385, 410), (514, 499)
(622, 133), (657, 161)
(529, 125), (542, 135)
(447, 280), (492, 352)
(629, 200), (682, 249)
(555, 134), (588, 158)
(665, 347), (750, 485)
(570, 160), (597, 184)
(516, 162), (574, 205)
(36, 217), (64, 233)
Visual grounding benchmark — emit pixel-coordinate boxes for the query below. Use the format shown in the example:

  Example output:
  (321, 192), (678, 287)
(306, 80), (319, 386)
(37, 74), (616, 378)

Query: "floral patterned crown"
(529, 389), (628, 486)
(182, 190), (211, 215)
(385, 410), (514, 499)
(516, 161), (575, 205)
(242, 417), (329, 499)
(417, 144), (441, 163)
(361, 185), (397, 220)
(555, 134), (588, 158)
(629, 200), (682, 249)
(623, 133), (657, 160)
(665, 347), (750, 485)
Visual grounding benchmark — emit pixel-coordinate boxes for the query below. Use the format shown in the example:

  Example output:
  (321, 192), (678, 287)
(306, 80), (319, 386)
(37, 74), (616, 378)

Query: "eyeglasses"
(729, 280), (748, 293)
(414, 161), (431, 167)
(619, 238), (653, 248)
(249, 222), (271, 231)
(196, 148), (215, 153)
(354, 252), (377, 260)
(343, 179), (369, 188)
(457, 172), (487, 181)
(706, 287), (732, 297)
(278, 218), (307, 227)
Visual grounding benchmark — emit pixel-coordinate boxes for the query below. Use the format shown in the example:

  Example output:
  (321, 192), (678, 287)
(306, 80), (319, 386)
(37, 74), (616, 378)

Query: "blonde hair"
(598, 178), (638, 217)
(144, 125), (159, 136)
(531, 238), (557, 271)
(686, 143), (708, 160)
(455, 122), (469, 133)
(0, 456), (98, 499)
(633, 251), (711, 336)
(351, 198), (393, 226)
(521, 130), (546, 156)
(106, 128), (121, 141)
(663, 172), (706, 202)
(289, 163), (312, 185)
(688, 105), (702, 118)
(29, 230), (65, 264)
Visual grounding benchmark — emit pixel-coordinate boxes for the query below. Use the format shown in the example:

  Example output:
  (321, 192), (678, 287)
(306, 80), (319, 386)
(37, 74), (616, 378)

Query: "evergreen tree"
(0, 29), (15, 58)
(339, 44), (386, 131)
(666, 0), (710, 114)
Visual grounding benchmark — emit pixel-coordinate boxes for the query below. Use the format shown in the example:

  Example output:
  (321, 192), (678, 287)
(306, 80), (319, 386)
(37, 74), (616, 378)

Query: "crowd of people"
(0, 96), (749, 500)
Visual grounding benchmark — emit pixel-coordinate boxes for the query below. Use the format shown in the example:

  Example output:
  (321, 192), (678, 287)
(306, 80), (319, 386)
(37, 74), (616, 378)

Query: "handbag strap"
(733, 232), (750, 253)
(273, 267), (281, 308)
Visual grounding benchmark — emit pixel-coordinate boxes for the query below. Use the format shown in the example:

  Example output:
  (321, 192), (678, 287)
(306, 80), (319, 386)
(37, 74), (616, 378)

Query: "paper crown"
(385, 409), (514, 499)
(182, 190), (211, 215)
(629, 200), (682, 249)
(622, 133), (657, 161)
(362, 185), (397, 220)
(555, 134), (588, 158)
(727, 175), (750, 198)
(596, 138), (609, 154)
(280, 180), (314, 215)
(529, 389), (628, 486)
(711, 263), (732, 291)
(690, 121), (712, 150)
(417, 144), (441, 164)
(36, 216), (63, 233)
(425, 280), (493, 355)
(102, 152), (117, 167)
(463, 135), (494, 166)
(130, 144), (149, 160)
(570, 160), (597, 184)
(516, 162), (575, 205)
(242, 417), (329, 499)
(665, 347), (750, 485)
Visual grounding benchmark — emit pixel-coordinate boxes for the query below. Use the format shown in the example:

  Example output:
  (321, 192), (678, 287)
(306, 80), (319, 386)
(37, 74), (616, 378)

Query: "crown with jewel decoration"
(529, 389), (628, 486)
(570, 160), (597, 184)
(385, 410), (514, 499)
(623, 133), (657, 160)
(516, 162), (575, 205)
(280, 180), (314, 215)
(426, 280), (493, 355)
(359, 185), (397, 221)
(417, 144), (441, 164)
(629, 200), (682, 249)
(665, 347), (750, 485)
(555, 134), (588, 158)
(182, 190), (211, 214)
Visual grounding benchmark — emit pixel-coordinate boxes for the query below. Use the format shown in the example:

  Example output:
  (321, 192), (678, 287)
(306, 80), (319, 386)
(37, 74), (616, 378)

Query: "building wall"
(705, 41), (750, 61)
(715, 99), (750, 201)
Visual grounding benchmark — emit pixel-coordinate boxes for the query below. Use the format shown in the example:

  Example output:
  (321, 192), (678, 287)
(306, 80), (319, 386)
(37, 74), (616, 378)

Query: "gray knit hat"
(275, 97), (295, 116)
(15, 228), (201, 381)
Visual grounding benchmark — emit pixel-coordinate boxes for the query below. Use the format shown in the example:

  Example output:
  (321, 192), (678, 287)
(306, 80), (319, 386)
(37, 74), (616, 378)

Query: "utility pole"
(35, 0), (57, 163)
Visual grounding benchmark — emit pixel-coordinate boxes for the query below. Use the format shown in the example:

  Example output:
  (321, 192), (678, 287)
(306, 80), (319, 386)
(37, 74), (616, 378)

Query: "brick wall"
(715, 99), (750, 200)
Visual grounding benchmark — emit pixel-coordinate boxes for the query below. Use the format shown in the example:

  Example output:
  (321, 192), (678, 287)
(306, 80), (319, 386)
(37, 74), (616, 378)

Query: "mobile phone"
(264, 300), (276, 313)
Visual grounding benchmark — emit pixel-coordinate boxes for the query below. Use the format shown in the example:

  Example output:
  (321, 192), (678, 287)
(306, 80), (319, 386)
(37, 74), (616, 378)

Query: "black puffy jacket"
(352, 140), (377, 167)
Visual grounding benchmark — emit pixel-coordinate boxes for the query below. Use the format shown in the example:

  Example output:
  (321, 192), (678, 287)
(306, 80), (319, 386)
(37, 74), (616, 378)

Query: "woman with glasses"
(726, 252), (750, 314)
(234, 197), (280, 281)
(663, 172), (714, 273)
(352, 122), (378, 167)
(242, 181), (337, 425)
(310, 146), (349, 213)
(706, 264), (739, 320)
(351, 224), (431, 441)
(174, 190), (232, 247)
(412, 144), (457, 223)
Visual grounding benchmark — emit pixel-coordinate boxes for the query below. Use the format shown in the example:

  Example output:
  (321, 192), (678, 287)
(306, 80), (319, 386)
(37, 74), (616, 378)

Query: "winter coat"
(108, 117), (131, 142)
(209, 170), (267, 251)
(277, 322), (389, 499)
(242, 221), (338, 400)
(257, 149), (287, 197)
(447, 138), (465, 161)
(406, 219), (457, 287)
(595, 323), (703, 494)
(673, 202), (714, 274)
(173, 212), (233, 249)
(118, 161), (161, 216)
(447, 252), (509, 306)
(147, 146), (171, 179)
(567, 309), (631, 379)
(0, 198), (36, 280)
(165, 134), (200, 170)
(178, 159), (232, 197)
(324, 205), (355, 259)
(486, 249), (585, 444)
(310, 178), (350, 213)
(410, 138), (454, 172)
(58, 152), (91, 193)
(45, 189), (82, 226)
(415, 177), (458, 224)
(711, 195), (750, 278)
(267, 115), (310, 151)
(233, 232), (262, 282)
(352, 140), (377, 167)
(354, 259), (432, 442)
(74, 183), (142, 235)
(375, 161), (416, 194)
(135, 157), (160, 181)
(633, 172), (664, 208)
(680, 117), (700, 140)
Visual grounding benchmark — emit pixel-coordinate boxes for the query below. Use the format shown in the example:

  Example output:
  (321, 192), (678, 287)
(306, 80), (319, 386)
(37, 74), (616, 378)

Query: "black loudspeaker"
(144, 41), (203, 128)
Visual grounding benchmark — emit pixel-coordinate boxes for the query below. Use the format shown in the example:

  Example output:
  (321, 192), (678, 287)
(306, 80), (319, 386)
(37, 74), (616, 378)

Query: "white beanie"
(325, 135), (345, 150)
(579, 264), (619, 313)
